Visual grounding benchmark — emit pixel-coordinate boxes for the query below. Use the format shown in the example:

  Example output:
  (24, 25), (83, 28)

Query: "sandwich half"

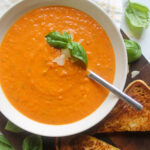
(59, 135), (119, 150)
(93, 80), (150, 133)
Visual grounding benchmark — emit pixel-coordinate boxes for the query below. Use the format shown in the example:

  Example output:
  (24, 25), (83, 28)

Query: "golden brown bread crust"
(58, 80), (150, 149)
(59, 135), (119, 150)
(93, 80), (150, 133)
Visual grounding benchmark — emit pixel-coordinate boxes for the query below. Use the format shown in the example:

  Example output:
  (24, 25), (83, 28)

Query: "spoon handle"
(88, 70), (143, 111)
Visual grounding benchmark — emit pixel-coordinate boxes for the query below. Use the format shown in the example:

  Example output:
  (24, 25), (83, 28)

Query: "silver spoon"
(88, 70), (143, 111)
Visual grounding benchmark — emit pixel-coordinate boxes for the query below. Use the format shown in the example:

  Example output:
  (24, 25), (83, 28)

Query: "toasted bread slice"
(59, 135), (119, 150)
(93, 80), (150, 133)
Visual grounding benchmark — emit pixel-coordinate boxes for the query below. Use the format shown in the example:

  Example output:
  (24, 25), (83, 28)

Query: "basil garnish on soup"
(45, 31), (71, 48)
(67, 41), (88, 66)
(45, 31), (88, 67)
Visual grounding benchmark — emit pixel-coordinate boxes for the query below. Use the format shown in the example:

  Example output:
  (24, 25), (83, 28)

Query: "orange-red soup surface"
(0, 6), (115, 125)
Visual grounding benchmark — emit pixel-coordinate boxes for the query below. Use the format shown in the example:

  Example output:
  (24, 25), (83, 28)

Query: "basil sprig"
(0, 135), (15, 150)
(45, 31), (88, 66)
(125, 0), (150, 35)
(5, 121), (23, 133)
(22, 135), (43, 150)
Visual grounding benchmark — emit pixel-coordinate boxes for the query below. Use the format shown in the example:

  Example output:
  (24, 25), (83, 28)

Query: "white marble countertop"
(121, 0), (150, 62)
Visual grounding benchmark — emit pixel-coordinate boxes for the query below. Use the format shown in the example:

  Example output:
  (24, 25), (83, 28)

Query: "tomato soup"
(0, 6), (115, 125)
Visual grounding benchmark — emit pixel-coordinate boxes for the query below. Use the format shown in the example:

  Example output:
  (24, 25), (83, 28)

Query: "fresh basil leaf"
(46, 31), (71, 43)
(22, 135), (43, 150)
(68, 42), (88, 66)
(0, 135), (12, 146)
(45, 31), (88, 66)
(124, 39), (142, 63)
(46, 36), (68, 48)
(125, 0), (150, 35)
(62, 31), (72, 41)
(5, 121), (23, 133)
(0, 135), (15, 150)
(0, 143), (15, 150)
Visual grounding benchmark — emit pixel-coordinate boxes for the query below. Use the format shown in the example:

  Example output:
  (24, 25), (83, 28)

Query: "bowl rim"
(0, 0), (128, 137)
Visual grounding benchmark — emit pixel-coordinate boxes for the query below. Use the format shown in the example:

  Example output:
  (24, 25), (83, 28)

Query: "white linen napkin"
(94, 0), (123, 28)
(0, 0), (123, 28)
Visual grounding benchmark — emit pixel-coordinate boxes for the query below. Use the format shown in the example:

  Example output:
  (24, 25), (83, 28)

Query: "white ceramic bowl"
(0, 0), (127, 137)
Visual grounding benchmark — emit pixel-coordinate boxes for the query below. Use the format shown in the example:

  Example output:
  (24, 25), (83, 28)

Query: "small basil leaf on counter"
(124, 39), (142, 63)
(0, 135), (15, 150)
(22, 135), (43, 150)
(5, 121), (23, 133)
(0, 135), (12, 146)
(125, 0), (150, 35)
(68, 42), (88, 66)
